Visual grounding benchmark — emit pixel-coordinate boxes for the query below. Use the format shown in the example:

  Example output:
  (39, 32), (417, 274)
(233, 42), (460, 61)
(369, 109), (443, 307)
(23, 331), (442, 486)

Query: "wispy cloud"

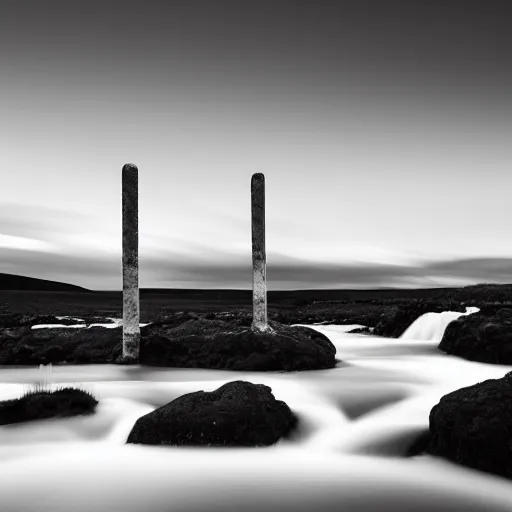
(2, 235), (511, 290)
(2, 202), (512, 290)
(0, 234), (56, 252)
(0, 202), (90, 240)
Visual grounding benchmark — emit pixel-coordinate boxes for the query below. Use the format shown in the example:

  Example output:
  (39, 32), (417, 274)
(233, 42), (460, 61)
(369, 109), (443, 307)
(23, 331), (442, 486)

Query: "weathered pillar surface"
(122, 163), (140, 361)
(251, 173), (268, 331)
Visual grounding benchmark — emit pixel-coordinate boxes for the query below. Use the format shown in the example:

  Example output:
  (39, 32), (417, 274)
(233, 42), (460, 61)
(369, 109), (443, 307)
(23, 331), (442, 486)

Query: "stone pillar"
(122, 163), (140, 361)
(251, 173), (268, 331)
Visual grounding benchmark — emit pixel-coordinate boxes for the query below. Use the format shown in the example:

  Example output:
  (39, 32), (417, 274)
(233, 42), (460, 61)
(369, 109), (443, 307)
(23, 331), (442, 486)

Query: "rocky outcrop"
(0, 326), (122, 365)
(439, 308), (512, 363)
(420, 373), (512, 479)
(0, 317), (336, 370)
(126, 380), (297, 446)
(139, 319), (337, 371)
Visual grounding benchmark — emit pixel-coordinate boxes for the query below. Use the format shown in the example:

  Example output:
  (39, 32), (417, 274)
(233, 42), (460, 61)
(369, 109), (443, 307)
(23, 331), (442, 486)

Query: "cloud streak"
(2, 238), (511, 290)
(2, 202), (512, 290)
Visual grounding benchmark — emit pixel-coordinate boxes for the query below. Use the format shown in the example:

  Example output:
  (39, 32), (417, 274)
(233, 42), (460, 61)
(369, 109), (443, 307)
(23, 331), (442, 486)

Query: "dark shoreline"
(3, 284), (511, 325)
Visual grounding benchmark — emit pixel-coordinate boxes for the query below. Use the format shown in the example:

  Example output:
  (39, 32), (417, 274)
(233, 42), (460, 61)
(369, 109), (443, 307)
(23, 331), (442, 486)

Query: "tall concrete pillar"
(251, 173), (268, 331)
(122, 163), (140, 361)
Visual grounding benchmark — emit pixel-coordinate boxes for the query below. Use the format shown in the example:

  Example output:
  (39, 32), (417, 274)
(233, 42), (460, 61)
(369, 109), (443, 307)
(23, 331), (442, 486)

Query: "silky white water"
(1, 309), (511, 512)
(399, 306), (480, 343)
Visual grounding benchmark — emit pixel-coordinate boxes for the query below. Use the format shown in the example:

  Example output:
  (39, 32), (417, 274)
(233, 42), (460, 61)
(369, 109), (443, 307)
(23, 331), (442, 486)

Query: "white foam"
(399, 306), (480, 343)
(1, 310), (511, 511)
(32, 318), (152, 330)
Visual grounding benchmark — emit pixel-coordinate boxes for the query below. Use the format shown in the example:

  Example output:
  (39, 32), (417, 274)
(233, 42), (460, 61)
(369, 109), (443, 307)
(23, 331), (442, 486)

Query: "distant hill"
(0, 273), (88, 292)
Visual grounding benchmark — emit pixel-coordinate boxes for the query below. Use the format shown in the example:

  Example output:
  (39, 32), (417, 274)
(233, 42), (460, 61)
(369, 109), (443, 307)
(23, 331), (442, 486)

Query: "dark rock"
(347, 326), (373, 335)
(151, 311), (202, 329)
(0, 387), (98, 425)
(126, 380), (297, 446)
(439, 309), (512, 364)
(0, 318), (335, 370)
(425, 374), (512, 478)
(0, 326), (122, 365)
(140, 319), (336, 371)
(81, 316), (115, 325)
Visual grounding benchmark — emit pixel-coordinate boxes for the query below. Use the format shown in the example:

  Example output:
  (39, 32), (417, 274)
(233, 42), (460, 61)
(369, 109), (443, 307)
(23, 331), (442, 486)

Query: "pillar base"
(251, 322), (273, 333)
(121, 332), (140, 363)
(115, 355), (139, 365)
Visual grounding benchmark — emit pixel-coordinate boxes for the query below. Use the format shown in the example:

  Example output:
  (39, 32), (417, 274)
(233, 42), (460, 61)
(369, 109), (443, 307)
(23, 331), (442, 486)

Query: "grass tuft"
(0, 386), (98, 426)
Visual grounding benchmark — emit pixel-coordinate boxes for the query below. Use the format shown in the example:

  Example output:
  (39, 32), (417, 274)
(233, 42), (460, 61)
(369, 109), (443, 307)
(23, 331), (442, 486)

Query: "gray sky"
(1, 0), (512, 290)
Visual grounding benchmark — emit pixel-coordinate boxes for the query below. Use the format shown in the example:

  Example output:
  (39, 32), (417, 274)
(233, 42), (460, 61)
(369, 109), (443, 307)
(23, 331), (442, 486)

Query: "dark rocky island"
(418, 373), (512, 480)
(0, 317), (336, 371)
(140, 318), (336, 371)
(0, 325), (122, 365)
(0, 387), (98, 425)
(439, 308), (512, 364)
(126, 380), (297, 446)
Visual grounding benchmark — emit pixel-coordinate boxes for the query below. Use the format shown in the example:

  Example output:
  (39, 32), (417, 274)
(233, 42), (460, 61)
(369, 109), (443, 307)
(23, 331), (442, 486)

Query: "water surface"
(1, 310), (511, 512)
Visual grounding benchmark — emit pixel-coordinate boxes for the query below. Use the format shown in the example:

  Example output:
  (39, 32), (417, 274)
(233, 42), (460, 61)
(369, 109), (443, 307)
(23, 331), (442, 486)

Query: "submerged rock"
(346, 326), (373, 335)
(0, 387), (98, 425)
(126, 380), (297, 446)
(439, 308), (512, 363)
(140, 319), (336, 371)
(424, 374), (512, 479)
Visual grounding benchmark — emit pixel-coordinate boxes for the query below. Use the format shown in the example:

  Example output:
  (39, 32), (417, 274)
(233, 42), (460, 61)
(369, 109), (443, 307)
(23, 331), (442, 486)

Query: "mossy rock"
(0, 387), (98, 425)
(422, 373), (512, 479)
(139, 319), (336, 371)
(126, 380), (297, 446)
(439, 308), (512, 363)
(0, 326), (122, 365)
(0, 318), (336, 371)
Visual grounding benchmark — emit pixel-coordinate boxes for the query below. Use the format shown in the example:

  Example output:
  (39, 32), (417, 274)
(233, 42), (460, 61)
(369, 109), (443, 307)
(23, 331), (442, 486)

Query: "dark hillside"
(0, 273), (88, 292)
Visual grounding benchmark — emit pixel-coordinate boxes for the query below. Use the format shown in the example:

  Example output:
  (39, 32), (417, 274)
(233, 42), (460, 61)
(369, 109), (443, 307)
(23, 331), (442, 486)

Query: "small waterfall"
(399, 307), (479, 343)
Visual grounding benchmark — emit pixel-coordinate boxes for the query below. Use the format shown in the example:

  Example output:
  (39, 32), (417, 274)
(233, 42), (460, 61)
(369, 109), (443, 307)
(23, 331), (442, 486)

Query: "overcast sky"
(1, 0), (512, 290)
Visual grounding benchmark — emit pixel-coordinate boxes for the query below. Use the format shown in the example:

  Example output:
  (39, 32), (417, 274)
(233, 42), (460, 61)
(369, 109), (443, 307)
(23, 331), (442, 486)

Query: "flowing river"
(1, 308), (512, 512)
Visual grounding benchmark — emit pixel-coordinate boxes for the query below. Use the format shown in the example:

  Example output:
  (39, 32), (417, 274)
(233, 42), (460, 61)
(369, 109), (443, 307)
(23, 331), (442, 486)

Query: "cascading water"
(3, 310), (512, 512)
(399, 306), (480, 343)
